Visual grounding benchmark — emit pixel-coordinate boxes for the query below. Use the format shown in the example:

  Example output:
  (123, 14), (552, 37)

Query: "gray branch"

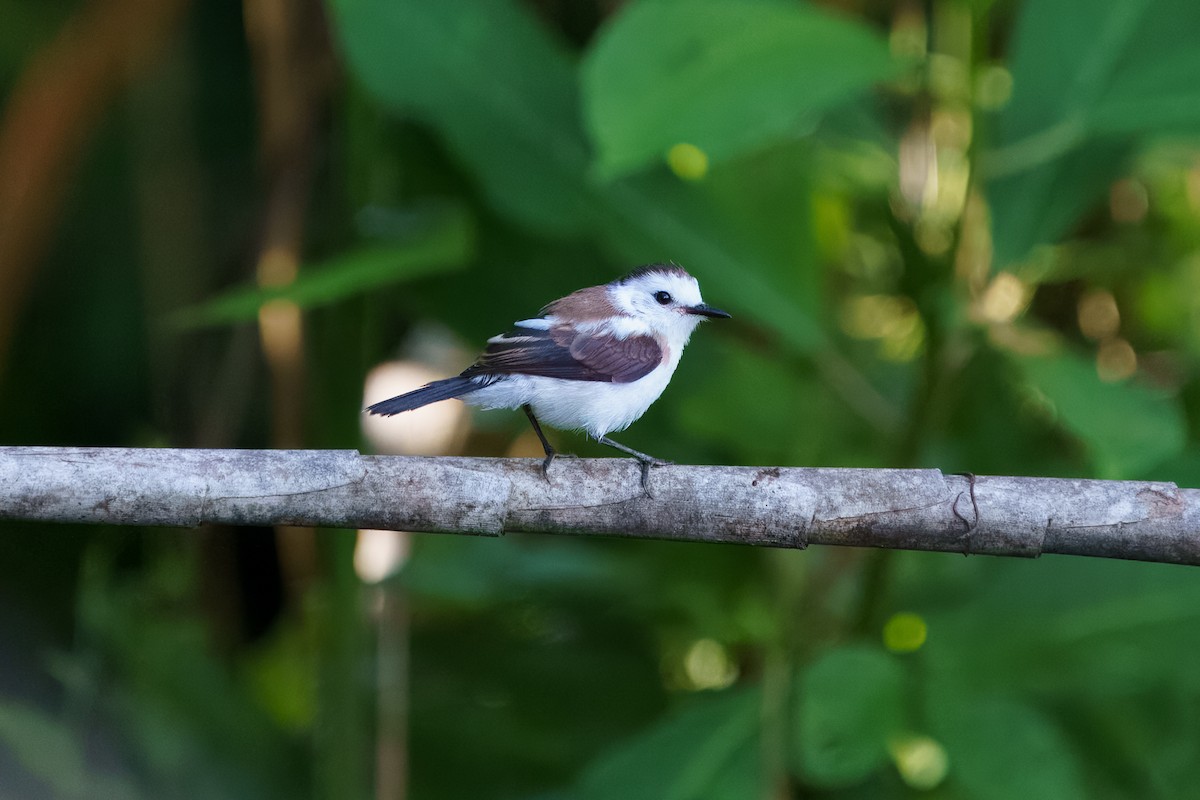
(1, 446), (1197, 565)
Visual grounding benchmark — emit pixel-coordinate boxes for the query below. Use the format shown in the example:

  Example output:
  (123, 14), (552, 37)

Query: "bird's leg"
(596, 436), (672, 495)
(523, 405), (558, 481)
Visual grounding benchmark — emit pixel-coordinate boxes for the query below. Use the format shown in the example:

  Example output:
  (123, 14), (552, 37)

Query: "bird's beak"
(687, 303), (732, 319)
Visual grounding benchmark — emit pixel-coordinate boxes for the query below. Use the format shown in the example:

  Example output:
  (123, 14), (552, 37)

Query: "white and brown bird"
(366, 264), (730, 488)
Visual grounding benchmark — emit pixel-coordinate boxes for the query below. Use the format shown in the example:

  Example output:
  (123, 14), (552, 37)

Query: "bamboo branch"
(1, 446), (1197, 565)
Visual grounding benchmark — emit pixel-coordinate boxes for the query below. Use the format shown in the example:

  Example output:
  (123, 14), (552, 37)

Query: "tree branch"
(1, 446), (1196, 565)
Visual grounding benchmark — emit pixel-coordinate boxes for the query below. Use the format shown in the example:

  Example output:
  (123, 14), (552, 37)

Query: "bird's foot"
(539, 451), (579, 483)
(595, 435), (671, 498)
(635, 457), (672, 498)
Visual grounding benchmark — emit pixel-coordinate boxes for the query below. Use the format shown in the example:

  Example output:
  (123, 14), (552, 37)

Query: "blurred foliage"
(2, 0), (1200, 798)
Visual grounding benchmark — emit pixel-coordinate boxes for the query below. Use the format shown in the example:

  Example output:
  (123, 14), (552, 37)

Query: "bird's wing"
(567, 330), (662, 383)
(467, 324), (662, 383)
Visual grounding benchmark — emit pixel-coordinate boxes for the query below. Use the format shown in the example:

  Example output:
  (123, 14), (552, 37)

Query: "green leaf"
(582, 0), (896, 178)
(1015, 350), (1186, 478)
(577, 688), (761, 800)
(986, 0), (1200, 264)
(326, 0), (595, 235)
(0, 701), (89, 797)
(326, 0), (830, 356)
(908, 555), (1200, 698)
(592, 159), (828, 353)
(931, 696), (1088, 800)
(792, 645), (904, 788)
(169, 205), (472, 329)
(0, 700), (142, 799)
(987, 140), (1131, 269)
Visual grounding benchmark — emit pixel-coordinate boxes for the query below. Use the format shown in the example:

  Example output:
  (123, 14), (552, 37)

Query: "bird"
(365, 264), (731, 491)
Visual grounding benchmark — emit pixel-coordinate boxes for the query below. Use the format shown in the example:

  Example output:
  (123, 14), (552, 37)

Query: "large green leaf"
(326, 0), (829, 355)
(986, 0), (1200, 265)
(593, 166), (827, 352)
(576, 688), (762, 800)
(1016, 350), (1186, 479)
(327, 0), (595, 235)
(581, 0), (896, 178)
(792, 646), (904, 788)
(905, 552), (1200, 794)
(904, 552), (1200, 698)
(986, 140), (1131, 269)
(930, 696), (1088, 800)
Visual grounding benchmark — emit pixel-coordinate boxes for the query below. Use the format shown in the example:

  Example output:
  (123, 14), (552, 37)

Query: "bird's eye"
(653, 290), (672, 305)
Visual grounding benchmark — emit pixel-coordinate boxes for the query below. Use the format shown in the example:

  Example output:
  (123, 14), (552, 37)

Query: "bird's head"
(607, 264), (731, 344)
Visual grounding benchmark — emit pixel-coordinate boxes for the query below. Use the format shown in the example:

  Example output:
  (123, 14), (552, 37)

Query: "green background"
(2, 0), (1200, 797)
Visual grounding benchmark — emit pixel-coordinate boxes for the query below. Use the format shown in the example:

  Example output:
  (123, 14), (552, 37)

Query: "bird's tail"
(365, 376), (479, 416)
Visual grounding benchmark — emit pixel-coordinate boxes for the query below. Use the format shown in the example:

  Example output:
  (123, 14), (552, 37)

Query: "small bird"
(366, 264), (730, 490)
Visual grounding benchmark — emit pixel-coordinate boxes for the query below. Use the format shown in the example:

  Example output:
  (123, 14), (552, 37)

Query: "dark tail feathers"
(365, 376), (479, 416)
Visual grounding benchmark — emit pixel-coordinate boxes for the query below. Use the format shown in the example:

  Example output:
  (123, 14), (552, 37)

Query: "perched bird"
(366, 264), (730, 489)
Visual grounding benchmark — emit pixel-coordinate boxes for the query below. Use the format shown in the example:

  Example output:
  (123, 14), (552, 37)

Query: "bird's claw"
(540, 444), (667, 498)
(637, 458), (671, 498)
(539, 451), (579, 483)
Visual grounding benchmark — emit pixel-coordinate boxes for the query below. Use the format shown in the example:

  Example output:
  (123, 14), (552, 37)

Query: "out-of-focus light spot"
(1186, 163), (1200, 215)
(915, 218), (953, 255)
(845, 234), (896, 282)
(883, 612), (928, 653)
(257, 245), (299, 286)
(840, 295), (925, 363)
(841, 295), (916, 339)
(258, 299), (303, 364)
(1077, 289), (1120, 340)
(988, 320), (1059, 356)
(813, 193), (851, 261)
(880, 322), (925, 363)
(362, 361), (467, 456)
(354, 529), (411, 584)
(927, 53), (968, 101)
(1110, 178), (1149, 223)
(682, 639), (738, 691)
(954, 191), (993, 284)
(888, 733), (950, 790)
(979, 272), (1029, 324)
(931, 108), (972, 152)
(899, 123), (937, 210)
(974, 65), (1013, 110)
(932, 146), (971, 220)
(666, 143), (709, 181)
(1097, 338), (1137, 383)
